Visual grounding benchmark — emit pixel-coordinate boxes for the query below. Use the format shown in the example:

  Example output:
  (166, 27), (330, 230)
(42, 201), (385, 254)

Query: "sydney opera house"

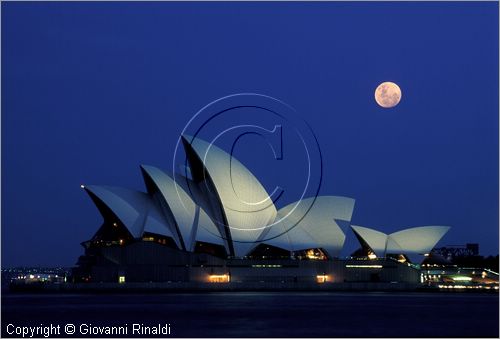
(72, 135), (450, 286)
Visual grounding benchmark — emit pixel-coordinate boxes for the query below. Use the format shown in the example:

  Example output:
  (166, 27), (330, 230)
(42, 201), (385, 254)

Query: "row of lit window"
(438, 284), (499, 290)
(204, 274), (332, 283)
(345, 265), (383, 269)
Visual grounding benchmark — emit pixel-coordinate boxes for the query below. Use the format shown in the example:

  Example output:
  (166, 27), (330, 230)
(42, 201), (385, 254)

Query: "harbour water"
(2, 291), (498, 337)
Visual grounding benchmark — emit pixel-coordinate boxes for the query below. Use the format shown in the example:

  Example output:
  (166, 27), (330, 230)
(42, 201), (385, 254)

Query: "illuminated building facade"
(72, 135), (448, 286)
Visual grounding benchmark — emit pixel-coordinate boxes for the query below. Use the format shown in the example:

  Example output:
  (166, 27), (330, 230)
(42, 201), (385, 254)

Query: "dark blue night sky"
(2, 2), (498, 267)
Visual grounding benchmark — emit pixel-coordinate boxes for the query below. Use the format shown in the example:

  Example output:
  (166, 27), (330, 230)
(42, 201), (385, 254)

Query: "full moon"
(375, 81), (402, 108)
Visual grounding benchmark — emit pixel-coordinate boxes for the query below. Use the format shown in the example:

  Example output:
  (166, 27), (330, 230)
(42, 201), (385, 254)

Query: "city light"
(452, 276), (472, 282)
(305, 249), (326, 260)
(208, 274), (230, 283)
(316, 275), (329, 283)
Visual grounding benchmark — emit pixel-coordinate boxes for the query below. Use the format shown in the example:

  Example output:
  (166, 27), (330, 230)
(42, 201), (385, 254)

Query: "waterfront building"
(72, 135), (450, 286)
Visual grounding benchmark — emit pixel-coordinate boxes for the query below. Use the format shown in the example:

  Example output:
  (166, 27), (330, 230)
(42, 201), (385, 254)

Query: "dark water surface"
(2, 292), (498, 337)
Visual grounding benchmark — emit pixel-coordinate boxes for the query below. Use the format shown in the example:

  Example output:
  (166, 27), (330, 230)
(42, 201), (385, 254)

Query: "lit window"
(452, 276), (472, 282)
(208, 274), (230, 283)
(118, 276), (125, 284)
(305, 249), (327, 260)
(317, 275), (329, 283)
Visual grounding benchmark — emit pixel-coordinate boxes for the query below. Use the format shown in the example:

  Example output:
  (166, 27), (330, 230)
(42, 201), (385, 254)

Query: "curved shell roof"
(351, 225), (451, 256)
(182, 135), (277, 257)
(351, 225), (388, 255)
(140, 165), (197, 249)
(141, 165), (229, 252)
(82, 136), (451, 261)
(259, 196), (355, 258)
(143, 200), (176, 239)
(84, 185), (167, 238)
(388, 226), (450, 254)
(84, 168), (228, 253)
(194, 206), (227, 248)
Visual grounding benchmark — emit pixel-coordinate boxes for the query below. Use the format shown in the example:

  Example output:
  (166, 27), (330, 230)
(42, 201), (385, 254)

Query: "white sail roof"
(351, 225), (388, 255)
(83, 185), (150, 238)
(260, 196), (355, 258)
(82, 136), (450, 262)
(182, 135), (277, 257)
(351, 225), (451, 257)
(194, 206), (227, 248)
(143, 200), (175, 239)
(140, 165), (197, 249)
(388, 226), (451, 254)
(141, 165), (228, 252)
